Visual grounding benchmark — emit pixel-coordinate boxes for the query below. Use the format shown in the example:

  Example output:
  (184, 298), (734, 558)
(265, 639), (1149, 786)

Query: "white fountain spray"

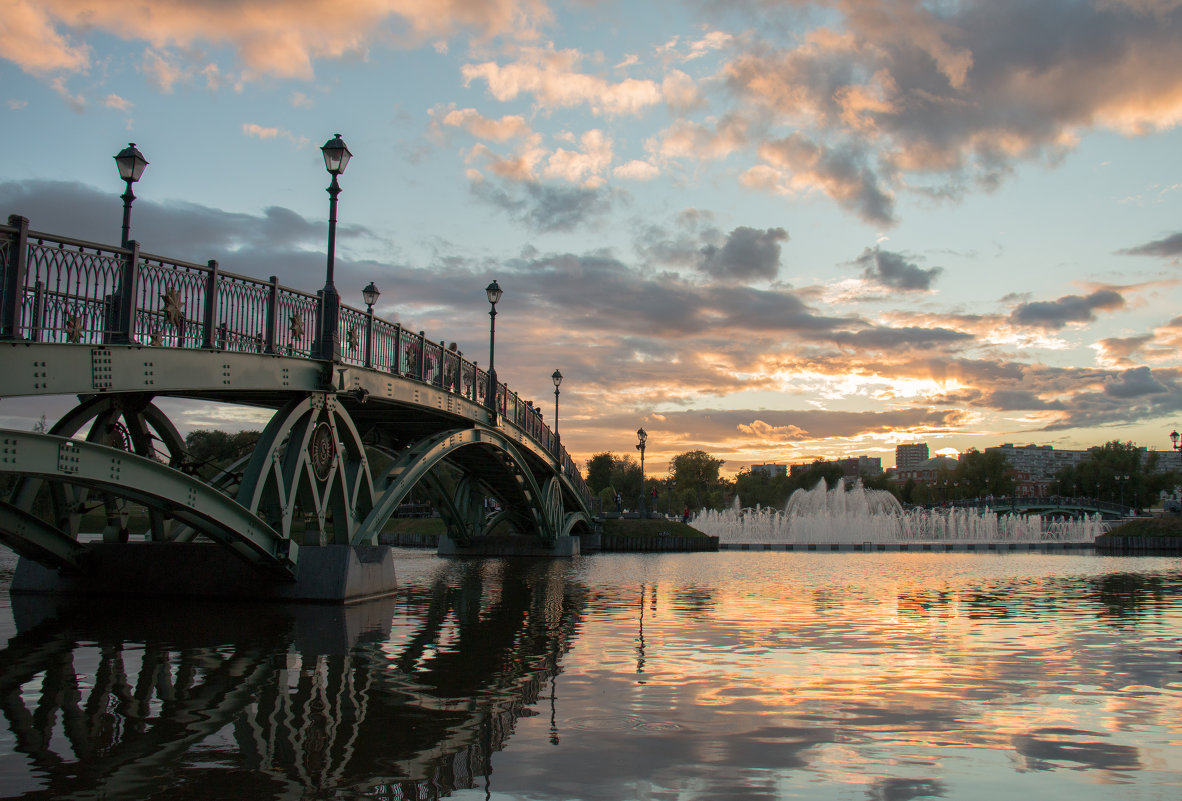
(690, 479), (1105, 545)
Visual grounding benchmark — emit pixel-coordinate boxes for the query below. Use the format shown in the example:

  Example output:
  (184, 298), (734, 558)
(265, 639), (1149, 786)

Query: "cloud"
(1009, 290), (1126, 329)
(103, 93), (131, 112)
(434, 105), (532, 142)
(0, 1), (90, 75)
(462, 45), (662, 116)
(2, 0), (549, 84)
(698, 226), (788, 282)
(746, 134), (895, 225)
(613, 160), (660, 181)
(715, 0), (1182, 222)
(1119, 232), (1182, 257)
(855, 247), (942, 291)
(470, 178), (615, 232)
(242, 123), (311, 147)
(1103, 366), (1168, 398)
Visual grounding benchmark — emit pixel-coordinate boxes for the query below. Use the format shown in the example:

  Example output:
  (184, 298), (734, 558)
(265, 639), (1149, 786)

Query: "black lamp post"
(485, 280), (502, 420)
(1118, 474), (1130, 508)
(362, 282), (379, 368)
(318, 133), (352, 361)
(1171, 430), (1180, 452)
(636, 427), (647, 517)
(114, 143), (148, 248)
(552, 369), (563, 438)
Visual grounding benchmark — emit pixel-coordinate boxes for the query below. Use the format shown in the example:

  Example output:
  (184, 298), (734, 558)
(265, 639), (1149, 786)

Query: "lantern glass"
(114, 143), (148, 182)
(485, 280), (503, 305)
(321, 134), (352, 175)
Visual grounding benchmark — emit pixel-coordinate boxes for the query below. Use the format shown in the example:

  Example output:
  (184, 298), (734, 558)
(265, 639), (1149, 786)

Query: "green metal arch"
(0, 431), (296, 578)
(354, 425), (591, 546)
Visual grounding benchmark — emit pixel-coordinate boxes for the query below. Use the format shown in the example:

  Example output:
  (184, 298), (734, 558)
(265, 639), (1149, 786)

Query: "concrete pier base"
(10, 543), (397, 603)
(438, 534), (580, 557)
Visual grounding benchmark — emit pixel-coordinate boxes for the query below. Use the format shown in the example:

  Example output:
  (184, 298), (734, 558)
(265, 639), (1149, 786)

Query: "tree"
(585, 452), (615, 495)
(184, 429), (261, 479)
(669, 450), (725, 508)
(953, 449), (1016, 497)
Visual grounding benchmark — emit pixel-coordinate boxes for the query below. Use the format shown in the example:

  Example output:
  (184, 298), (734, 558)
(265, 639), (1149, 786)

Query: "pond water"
(0, 548), (1180, 800)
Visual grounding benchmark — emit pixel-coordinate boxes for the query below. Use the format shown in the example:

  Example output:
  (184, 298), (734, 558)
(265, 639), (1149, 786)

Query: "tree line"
(583, 440), (1182, 514)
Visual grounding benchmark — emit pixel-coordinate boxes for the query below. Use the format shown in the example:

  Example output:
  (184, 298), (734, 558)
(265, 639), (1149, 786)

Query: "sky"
(2, 0), (1182, 478)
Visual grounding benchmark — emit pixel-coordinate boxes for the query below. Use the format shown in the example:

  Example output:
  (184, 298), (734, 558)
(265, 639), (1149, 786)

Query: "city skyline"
(3, 0), (1182, 477)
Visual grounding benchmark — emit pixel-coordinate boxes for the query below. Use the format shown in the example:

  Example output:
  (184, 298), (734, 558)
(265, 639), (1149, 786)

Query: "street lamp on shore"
(485, 280), (502, 420)
(552, 369), (563, 438)
(636, 427), (647, 517)
(1171, 429), (1180, 452)
(114, 143), (148, 248)
(318, 133), (352, 361)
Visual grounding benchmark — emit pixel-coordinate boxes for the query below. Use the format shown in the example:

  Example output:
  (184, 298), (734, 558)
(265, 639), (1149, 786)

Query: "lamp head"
(552, 369), (563, 388)
(321, 133), (352, 175)
(485, 279), (503, 306)
(115, 143), (148, 183)
(362, 282), (380, 308)
(637, 427), (647, 445)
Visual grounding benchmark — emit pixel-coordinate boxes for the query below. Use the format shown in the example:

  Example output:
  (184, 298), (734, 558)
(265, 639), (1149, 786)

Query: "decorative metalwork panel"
(23, 238), (124, 342)
(370, 317), (400, 372)
(217, 275), (271, 352)
(276, 287), (317, 357)
(137, 257), (209, 348)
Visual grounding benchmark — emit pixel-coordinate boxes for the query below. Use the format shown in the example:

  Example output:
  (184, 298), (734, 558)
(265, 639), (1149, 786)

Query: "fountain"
(690, 480), (1106, 546)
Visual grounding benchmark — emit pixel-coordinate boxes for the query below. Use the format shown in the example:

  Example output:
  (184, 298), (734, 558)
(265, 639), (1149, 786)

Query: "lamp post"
(1171, 430), (1180, 451)
(362, 282), (379, 368)
(1118, 474), (1130, 508)
(552, 369), (563, 439)
(114, 143), (148, 248)
(636, 427), (647, 517)
(485, 280), (502, 420)
(318, 133), (352, 362)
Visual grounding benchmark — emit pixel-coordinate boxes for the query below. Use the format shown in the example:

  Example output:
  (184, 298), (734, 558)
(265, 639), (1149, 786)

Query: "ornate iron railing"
(0, 214), (588, 501)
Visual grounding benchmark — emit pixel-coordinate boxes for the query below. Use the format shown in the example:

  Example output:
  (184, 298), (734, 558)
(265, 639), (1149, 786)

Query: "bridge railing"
(943, 496), (1131, 515)
(0, 216), (590, 504)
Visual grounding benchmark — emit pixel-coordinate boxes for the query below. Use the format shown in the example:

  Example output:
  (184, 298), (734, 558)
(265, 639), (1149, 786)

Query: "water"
(692, 481), (1108, 544)
(1, 547), (1181, 800)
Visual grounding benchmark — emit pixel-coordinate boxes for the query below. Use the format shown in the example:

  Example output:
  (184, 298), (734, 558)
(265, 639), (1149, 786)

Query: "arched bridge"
(0, 214), (594, 584)
(936, 496), (1134, 519)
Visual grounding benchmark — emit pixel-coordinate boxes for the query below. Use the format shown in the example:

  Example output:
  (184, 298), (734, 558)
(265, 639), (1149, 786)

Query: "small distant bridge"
(0, 214), (594, 584)
(932, 496), (1133, 519)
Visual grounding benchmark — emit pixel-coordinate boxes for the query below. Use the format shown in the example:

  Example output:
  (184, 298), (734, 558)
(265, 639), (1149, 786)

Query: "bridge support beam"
(10, 543), (397, 603)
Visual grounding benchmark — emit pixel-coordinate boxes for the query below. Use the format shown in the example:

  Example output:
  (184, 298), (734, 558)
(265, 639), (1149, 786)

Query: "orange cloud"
(462, 45), (662, 116)
(2, 0), (549, 82)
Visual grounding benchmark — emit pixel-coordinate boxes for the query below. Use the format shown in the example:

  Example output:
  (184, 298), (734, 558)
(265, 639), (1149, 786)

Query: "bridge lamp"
(552, 369), (563, 439)
(1171, 429), (1180, 452)
(317, 133), (352, 361)
(485, 280), (502, 417)
(114, 143), (148, 248)
(362, 282), (379, 368)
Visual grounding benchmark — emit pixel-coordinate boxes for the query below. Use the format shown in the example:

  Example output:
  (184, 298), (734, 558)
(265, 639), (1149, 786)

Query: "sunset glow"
(3, 0), (1182, 476)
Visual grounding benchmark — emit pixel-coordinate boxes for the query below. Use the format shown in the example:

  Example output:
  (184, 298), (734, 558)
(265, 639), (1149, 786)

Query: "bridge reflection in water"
(0, 557), (583, 800)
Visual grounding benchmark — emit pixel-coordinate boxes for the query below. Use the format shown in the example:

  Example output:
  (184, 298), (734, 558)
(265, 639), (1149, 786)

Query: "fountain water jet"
(690, 480), (1105, 545)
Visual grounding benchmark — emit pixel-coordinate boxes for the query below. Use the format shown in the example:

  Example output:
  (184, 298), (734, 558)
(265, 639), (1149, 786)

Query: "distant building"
(895, 455), (959, 484)
(750, 463), (787, 478)
(1152, 450), (1182, 473)
(895, 443), (929, 470)
(790, 456), (882, 479)
(985, 443), (1091, 480)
